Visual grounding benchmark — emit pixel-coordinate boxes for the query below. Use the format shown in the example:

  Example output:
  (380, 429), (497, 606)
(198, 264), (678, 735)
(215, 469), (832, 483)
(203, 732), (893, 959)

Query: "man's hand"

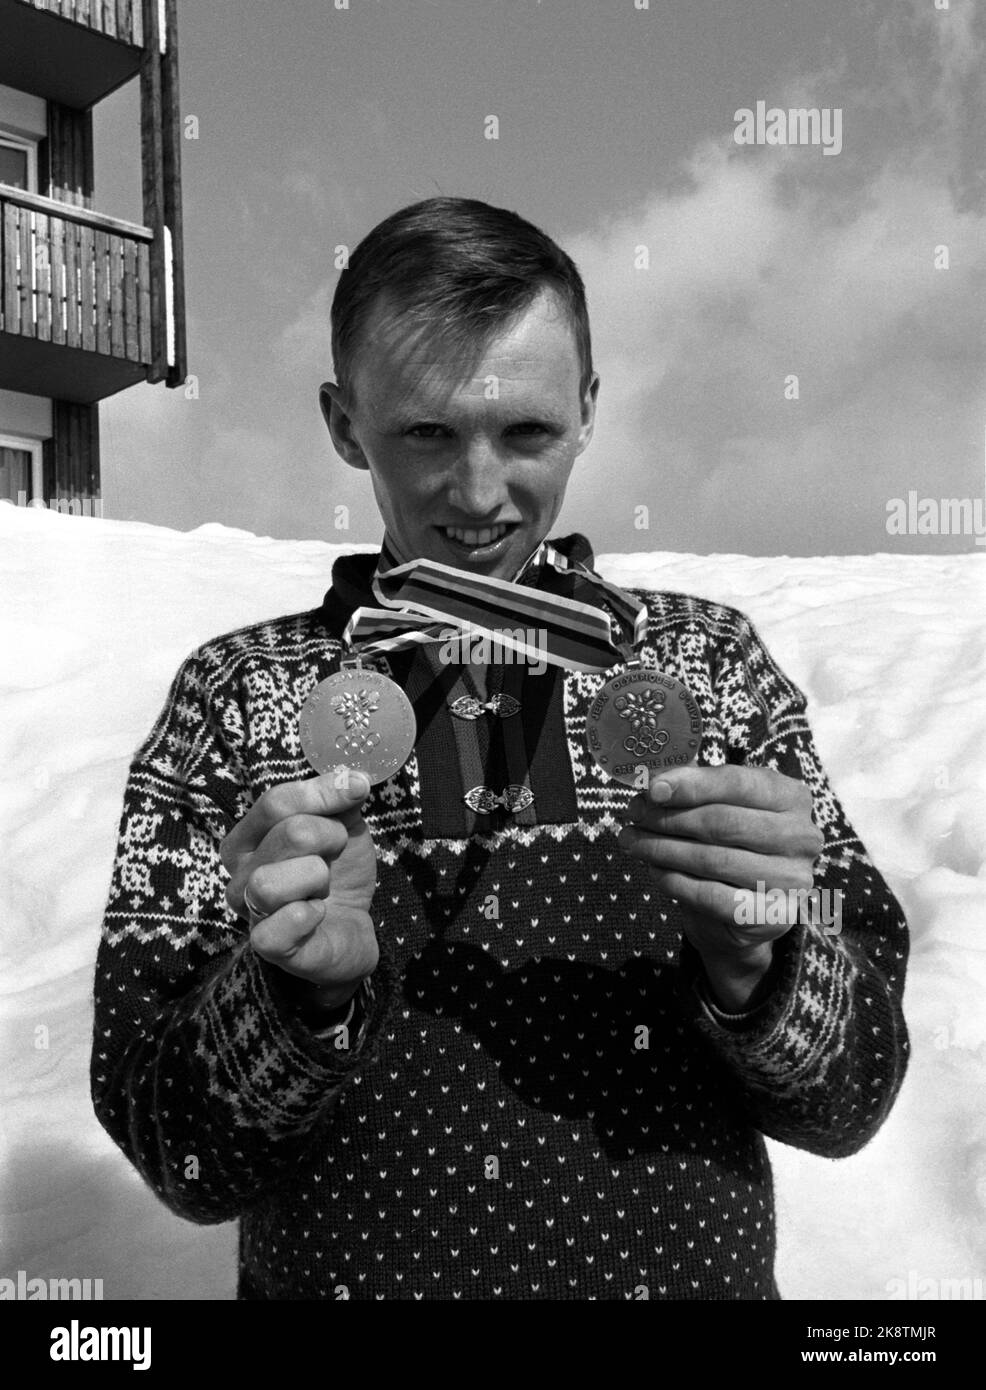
(616, 765), (824, 1010)
(221, 769), (379, 1012)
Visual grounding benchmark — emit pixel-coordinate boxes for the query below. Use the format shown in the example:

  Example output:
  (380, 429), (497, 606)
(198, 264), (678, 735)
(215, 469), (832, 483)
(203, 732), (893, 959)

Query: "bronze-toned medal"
(299, 658), (417, 786)
(585, 666), (703, 786)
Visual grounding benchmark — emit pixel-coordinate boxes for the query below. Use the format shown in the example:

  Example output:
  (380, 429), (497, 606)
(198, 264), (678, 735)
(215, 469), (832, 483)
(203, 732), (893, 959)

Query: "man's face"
(320, 287), (599, 580)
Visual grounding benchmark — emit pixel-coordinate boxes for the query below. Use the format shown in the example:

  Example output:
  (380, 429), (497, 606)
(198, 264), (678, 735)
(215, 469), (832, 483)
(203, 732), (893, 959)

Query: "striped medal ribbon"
(339, 535), (649, 673)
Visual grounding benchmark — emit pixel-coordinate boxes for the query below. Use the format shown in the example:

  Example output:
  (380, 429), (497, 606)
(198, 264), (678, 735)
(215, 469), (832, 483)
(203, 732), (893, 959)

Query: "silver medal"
(299, 660), (417, 786)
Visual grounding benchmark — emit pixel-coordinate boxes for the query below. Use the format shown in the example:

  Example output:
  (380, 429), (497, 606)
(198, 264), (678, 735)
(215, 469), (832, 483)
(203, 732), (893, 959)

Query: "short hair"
(330, 196), (593, 410)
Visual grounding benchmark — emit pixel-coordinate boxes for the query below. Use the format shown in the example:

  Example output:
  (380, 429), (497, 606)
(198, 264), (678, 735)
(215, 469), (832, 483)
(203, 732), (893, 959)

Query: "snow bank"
(1, 504), (983, 1300)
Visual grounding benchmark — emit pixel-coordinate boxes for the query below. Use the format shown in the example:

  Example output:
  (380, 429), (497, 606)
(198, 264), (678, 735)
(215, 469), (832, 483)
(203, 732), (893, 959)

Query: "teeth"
(444, 524), (509, 546)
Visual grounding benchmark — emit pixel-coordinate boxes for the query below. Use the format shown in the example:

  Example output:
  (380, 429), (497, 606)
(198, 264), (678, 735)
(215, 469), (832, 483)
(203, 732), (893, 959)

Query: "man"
(92, 196), (909, 1300)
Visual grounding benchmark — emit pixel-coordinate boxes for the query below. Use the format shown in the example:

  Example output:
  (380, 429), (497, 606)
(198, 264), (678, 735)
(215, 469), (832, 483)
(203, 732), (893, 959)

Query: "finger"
(651, 871), (806, 937)
(617, 825), (813, 892)
(249, 899), (330, 975)
(236, 854), (331, 923)
(227, 813), (349, 908)
(644, 869), (744, 925)
(617, 802), (823, 859)
(221, 768), (371, 871)
(641, 764), (812, 814)
(250, 900), (374, 985)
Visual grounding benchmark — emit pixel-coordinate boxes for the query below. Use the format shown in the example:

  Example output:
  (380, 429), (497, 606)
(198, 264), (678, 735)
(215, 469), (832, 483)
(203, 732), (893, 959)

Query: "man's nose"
(446, 440), (509, 515)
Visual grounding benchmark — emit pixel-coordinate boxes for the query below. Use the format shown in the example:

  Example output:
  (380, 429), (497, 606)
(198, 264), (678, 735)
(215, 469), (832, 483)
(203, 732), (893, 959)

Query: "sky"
(92, 0), (986, 555)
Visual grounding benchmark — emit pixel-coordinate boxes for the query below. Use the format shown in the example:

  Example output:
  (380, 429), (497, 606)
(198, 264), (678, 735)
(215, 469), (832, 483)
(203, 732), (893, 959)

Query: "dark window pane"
(0, 446), (32, 501)
(0, 144), (29, 189)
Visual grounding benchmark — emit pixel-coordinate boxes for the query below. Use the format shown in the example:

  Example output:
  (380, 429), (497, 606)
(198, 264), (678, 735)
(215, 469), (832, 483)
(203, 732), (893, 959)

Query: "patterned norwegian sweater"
(91, 534), (910, 1301)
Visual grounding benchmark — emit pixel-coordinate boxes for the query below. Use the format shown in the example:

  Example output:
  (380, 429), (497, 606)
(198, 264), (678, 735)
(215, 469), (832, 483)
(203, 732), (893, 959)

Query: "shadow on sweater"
(397, 838), (755, 1169)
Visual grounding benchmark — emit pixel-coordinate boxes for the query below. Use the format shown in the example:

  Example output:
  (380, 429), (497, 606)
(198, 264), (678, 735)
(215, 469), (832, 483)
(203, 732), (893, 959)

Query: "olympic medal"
(585, 667), (703, 786)
(299, 664), (417, 786)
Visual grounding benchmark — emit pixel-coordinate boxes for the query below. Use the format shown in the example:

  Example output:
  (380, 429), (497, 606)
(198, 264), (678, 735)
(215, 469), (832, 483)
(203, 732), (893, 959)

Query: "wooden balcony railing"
(0, 185), (153, 367)
(16, 0), (143, 47)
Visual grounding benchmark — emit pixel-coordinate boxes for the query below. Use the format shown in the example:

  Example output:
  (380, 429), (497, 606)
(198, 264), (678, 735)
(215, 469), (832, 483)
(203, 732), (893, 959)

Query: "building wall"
(44, 400), (99, 502)
(46, 100), (94, 207)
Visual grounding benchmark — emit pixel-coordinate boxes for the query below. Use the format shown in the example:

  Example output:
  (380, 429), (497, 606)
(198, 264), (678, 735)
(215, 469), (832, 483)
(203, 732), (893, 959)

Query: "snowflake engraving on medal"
(585, 667), (703, 786)
(613, 687), (670, 756)
(330, 687), (382, 755)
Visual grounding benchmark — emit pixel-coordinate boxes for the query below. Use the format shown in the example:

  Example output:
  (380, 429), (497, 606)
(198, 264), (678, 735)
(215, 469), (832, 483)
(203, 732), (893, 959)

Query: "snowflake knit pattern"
(91, 533), (910, 1301)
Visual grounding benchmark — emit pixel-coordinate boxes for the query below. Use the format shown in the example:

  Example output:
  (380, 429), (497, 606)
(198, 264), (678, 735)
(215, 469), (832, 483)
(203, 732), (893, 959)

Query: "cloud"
(562, 3), (986, 555)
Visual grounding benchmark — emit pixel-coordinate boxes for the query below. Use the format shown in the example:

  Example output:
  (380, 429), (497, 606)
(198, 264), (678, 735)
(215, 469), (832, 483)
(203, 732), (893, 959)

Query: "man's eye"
(406, 424), (446, 438)
(404, 422), (551, 440)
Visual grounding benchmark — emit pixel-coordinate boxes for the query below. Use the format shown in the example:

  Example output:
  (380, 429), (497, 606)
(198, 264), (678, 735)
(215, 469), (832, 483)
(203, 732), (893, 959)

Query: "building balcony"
(0, 0), (144, 109)
(0, 183), (164, 403)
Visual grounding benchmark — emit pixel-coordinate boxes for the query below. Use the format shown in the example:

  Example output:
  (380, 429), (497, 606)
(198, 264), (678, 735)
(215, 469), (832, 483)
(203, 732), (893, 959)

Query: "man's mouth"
(436, 522), (519, 553)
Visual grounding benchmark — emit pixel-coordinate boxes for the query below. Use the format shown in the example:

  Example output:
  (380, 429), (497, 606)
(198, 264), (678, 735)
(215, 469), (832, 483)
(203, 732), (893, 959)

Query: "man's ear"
(319, 382), (369, 472)
(575, 372), (600, 457)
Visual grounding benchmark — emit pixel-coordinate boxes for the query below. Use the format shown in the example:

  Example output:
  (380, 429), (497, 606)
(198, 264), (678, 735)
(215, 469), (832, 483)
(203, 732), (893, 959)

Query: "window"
(0, 432), (43, 503)
(0, 133), (38, 193)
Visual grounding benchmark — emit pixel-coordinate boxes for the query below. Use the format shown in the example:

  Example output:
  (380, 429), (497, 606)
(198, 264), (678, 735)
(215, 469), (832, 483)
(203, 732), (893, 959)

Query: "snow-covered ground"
(1, 503), (983, 1301)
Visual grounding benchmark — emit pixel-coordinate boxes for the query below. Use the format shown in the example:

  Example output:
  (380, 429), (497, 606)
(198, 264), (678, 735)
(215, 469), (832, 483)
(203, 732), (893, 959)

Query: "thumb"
(342, 770), (371, 799)
(331, 768), (371, 830)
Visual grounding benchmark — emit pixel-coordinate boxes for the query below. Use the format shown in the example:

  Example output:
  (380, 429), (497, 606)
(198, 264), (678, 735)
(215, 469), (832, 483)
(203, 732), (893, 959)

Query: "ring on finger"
(242, 884), (267, 923)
